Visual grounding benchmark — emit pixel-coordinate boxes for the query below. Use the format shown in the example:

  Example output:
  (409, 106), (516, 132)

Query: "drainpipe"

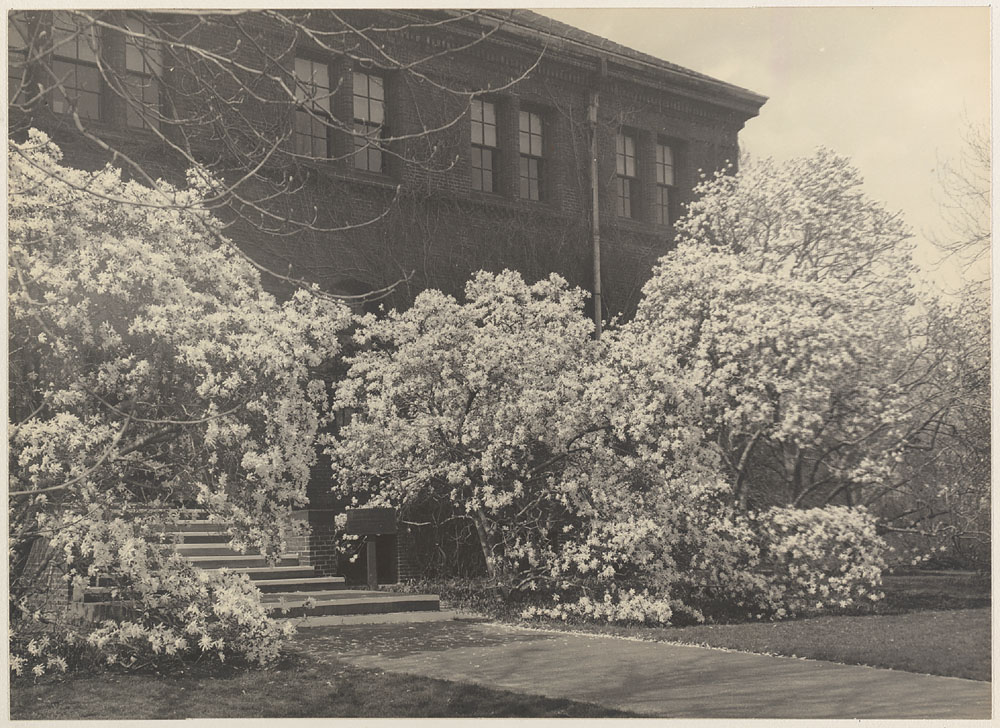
(588, 84), (602, 339)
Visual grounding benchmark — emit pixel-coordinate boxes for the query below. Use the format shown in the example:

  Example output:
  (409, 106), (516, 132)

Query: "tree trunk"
(472, 508), (501, 580)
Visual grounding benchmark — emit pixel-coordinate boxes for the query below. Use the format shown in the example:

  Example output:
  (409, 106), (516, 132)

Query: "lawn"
(10, 658), (635, 720)
(527, 607), (990, 681)
(510, 571), (991, 681)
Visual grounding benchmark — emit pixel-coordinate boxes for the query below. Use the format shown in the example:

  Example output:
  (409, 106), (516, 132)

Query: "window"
(294, 57), (331, 158)
(50, 11), (101, 120)
(470, 98), (496, 193)
(9, 14), (30, 104)
(654, 141), (675, 225)
(616, 131), (637, 218)
(519, 109), (543, 201)
(123, 16), (161, 130)
(352, 71), (384, 173)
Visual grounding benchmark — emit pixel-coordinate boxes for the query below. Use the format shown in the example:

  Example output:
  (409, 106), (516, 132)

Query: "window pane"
(9, 15), (28, 50)
(126, 72), (159, 129)
(353, 95), (368, 122)
(471, 120), (483, 146)
(471, 99), (482, 122)
(482, 100), (495, 124)
(353, 71), (367, 98)
(353, 134), (368, 169)
(520, 130), (530, 154)
(660, 144), (673, 167)
(483, 123), (496, 148)
(9, 15), (29, 103)
(369, 75), (383, 100)
(663, 187), (672, 224)
(369, 98), (384, 125)
(312, 63), (329, 94)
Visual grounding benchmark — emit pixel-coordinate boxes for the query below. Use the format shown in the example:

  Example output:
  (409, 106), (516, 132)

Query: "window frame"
(352, 69), (386, 174)
(518, 107), (544, 201)
(122, 15), (162, 131)
(654, 140), (676, 226)
(615, 130), (638, 219)
(293, 56), (334, 159)
(470, 97), (498, 193)
(8, 13), (32, 105)
(48, 11), (103, 121)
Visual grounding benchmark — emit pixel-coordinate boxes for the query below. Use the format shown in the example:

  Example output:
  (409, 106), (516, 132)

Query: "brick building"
(9, 9), (766, 581)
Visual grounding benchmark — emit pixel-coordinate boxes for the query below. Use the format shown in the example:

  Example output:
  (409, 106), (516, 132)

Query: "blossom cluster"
(756, 506), (888, 614)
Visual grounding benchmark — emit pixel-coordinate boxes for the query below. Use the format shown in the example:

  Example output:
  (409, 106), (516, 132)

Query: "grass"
(504, 571), (992, 681)
(526, 607), (990, 681)
(10, 656), (636, 719)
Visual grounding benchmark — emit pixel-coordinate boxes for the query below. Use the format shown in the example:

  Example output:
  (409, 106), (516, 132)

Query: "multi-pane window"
(294, 57), (331, 158)
(123, 16), (161, 130)
(8, 14), (30, 104)
(518, 109), (543, 201)
(654, 142), (675, 225)
(50, 11), (101, 120)
(470, 98), (497, 192)
(352, 71), (384, 173)
(615, 131), (637, 218)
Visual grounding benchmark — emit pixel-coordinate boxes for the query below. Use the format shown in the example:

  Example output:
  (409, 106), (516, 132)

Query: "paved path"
(295, 620), (991, 719)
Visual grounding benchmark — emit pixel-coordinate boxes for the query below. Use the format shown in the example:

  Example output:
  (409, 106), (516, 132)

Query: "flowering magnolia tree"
(633, 149), (985, 562)
(9, 131), (349, 669)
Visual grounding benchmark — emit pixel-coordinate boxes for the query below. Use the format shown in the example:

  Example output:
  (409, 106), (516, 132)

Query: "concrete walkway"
(295, 619), (991, 719)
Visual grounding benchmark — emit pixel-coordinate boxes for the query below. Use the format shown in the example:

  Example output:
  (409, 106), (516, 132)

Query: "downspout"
(588, 88), (602, 339)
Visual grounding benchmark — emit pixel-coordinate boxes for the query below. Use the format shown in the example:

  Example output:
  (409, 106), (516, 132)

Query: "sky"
(539, 6), (991, 292)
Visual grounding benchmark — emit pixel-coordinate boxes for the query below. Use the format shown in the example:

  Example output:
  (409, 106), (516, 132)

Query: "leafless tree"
(8, 9), (544, 301)
(929, 121), (990, 289)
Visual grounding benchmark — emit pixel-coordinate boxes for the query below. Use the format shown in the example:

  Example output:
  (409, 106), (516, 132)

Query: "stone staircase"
(72, 510), (441, 622)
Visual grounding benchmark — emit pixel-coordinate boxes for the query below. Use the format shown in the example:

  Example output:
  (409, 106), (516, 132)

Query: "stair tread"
(248, 576), (346, 585)
(183, 554), (299, 568)
(259, 589), (357, 601)
(265, 592), (438, 604)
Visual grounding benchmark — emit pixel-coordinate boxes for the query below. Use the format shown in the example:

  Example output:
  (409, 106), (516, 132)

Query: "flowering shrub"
(9, 633), (73, 681)
(10, 516), (293, 678)
(329, 271), (770, 625)
(756, 506), (887, 615)
(9, 131), (342, 666)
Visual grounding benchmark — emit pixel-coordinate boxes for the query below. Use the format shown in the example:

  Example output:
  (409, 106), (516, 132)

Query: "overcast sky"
(539, 6), (991, 291)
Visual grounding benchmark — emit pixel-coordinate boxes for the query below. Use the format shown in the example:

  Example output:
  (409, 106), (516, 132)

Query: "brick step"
(227, 565), (328, 581)
(172, 543), (265, 557)
(154, 520), (229, 534)
(252, 576), (347, 593)
(164, 531), (232, 545)
(266, 591), (440, 618)
(186, 554), (300, 569)
(82, 572), (345, 596)
(260, 588), (356, 602)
